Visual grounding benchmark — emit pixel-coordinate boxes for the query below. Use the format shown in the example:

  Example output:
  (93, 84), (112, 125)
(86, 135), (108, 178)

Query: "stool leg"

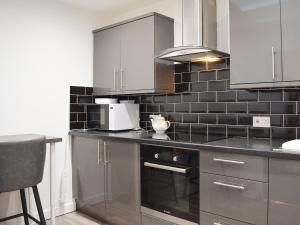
(32, 186), (46, 225)
(20, 189), (29, 225)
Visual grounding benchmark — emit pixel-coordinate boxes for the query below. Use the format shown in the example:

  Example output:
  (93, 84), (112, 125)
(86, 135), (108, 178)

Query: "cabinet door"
(120, 16), (155, 91)
(72, 137), (106, 221)
(105, 141), (141, 225)
(230, 0), (282, 87)
(269, 158), (300, 225)
(281, 0), (300, 82)
(94, 27), (121, 91)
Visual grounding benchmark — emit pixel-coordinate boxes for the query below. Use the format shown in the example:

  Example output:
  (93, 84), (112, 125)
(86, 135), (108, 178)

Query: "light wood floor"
(44, 212), (102, 225)
(1, 212), (102, 225)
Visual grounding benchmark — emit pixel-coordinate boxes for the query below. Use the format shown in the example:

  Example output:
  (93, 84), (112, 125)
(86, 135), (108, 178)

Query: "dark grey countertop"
(69, 130), (300, 160)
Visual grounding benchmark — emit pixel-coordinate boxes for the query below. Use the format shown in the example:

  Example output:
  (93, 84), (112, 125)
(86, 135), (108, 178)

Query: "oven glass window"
(141, 145), (199, 223)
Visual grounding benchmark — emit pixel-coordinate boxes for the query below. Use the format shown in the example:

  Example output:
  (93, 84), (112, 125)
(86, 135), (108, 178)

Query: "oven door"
(141, 160), (199, 223)
(86, 104), (110, 130)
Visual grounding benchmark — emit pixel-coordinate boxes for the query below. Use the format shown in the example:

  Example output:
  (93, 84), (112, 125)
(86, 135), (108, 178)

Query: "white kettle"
(149, 114), (170, 134)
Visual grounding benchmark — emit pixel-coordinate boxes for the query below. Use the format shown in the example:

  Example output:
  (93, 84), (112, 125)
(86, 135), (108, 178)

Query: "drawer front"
(200, 173), (268, 225)
(200, 211), (251, 225)
(200, 151), (268, 182)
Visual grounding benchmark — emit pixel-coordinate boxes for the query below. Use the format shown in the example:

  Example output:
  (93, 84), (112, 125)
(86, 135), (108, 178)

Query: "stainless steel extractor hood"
(156, 0), (229, 63)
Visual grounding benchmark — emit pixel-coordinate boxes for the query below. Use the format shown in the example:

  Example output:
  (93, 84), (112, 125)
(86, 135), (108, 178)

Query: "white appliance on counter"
(281, 140), (300, 153)
(86, 103), (140, 131)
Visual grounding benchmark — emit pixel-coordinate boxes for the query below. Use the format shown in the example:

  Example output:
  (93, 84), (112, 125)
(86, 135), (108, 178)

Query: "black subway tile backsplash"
(199, 92), (216, 102)
(190, 82), (207, 92)
(182, 72), (198, 82)
(208, 80), (227, 91)
(182, 93), (198, 102)
(271, 102), (296, 114)
(191, 103), (207, 113)
(167, 94), (181, 103)
(248, 102), (270, 114)
(208, 103), (226, 113)
(237, 90), (258, 102)
(71, 60), (300, 140)
(227, 126), (248, 138)
(217, 91), (236, 102)
(227, 103), (247, 113)
(217, 69), (230, 80)
(272, 127), (296, 139)
(175, 103), (190, 112)
(259, 90), (283, 101)
(199, 114), (217, 124)
(199, 71), (216, 81)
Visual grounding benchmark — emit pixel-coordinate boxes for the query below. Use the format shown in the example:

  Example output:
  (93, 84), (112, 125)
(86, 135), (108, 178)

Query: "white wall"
(0, 0), (103, 224)
(101, 0), (183, 47)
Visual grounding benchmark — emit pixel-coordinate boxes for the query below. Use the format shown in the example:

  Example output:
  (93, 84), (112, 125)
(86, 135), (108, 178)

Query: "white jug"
(149, 114), (170, 134)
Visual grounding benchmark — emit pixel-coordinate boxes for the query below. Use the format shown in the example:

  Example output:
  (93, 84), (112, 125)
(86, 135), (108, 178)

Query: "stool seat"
(0, 134), (47, 225)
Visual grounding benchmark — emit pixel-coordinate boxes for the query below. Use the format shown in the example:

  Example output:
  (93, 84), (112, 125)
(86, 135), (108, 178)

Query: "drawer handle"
(213, 158), (246, 165)
(213, 181), (246, 190)
(213, 223), (222, 225)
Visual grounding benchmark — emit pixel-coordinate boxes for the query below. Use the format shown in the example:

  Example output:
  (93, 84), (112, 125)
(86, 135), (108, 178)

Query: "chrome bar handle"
(104, 142), (109, 164)
(272, 46), (275, 81)
(213, 223), (222, 225)
(113, 68), (117, 90)
(144, 162), (188, 174)
(213, 158), (246, 165)
(97, 140), (102, 164)
(120, 68), (125, 90)
(213, 181), (246, 190)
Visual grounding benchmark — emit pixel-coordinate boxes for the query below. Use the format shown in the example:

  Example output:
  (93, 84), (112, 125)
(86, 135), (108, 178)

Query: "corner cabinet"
(269, 158), (300, 225)
(93, 13), (174, 95)
(230, 0), (300, 89)
(72, 136), (141, 225)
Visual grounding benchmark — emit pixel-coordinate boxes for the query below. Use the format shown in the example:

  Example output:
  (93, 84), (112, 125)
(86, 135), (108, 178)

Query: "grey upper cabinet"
(105, 140), (141, 225)
(94, 26), (121, 92)
(230, 0), (282, 88)
(72, 136), (107, 221)
(93, 13), (174, 95)
(281, 0), (300, 84)
(269, 158), (300, 225)
(120, 16), (154, 91)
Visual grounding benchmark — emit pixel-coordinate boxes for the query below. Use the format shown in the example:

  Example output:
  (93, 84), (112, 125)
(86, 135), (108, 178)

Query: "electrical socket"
(253, 116), (271, 128)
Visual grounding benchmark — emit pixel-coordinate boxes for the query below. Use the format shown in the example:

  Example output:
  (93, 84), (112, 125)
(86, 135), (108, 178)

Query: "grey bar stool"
(0, 134), (47, 225)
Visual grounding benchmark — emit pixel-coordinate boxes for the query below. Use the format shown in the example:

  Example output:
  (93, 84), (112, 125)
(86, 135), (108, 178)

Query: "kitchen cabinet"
(230, 0), (300, 88)
(72, 136), (141, 225)
(281, 0), (300, 84)
(93, 13), (174, 95)
(105, 140), (141, 225)
(269, 158), (300, 225)
(72, 136), (106, 221)
(230, 0), (282, 88)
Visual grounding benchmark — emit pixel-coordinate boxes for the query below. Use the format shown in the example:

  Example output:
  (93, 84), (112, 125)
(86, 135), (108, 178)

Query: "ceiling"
(56, 0), (163, 13)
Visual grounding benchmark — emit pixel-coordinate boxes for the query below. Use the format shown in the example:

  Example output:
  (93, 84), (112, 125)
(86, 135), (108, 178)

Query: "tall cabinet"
(93, 13), (174, 95)
(230, 0), (300, 88)
(72, 136), (141, 225)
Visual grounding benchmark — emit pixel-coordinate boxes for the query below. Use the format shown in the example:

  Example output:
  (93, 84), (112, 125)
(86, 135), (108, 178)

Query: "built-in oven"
(141, 144), (199, 225)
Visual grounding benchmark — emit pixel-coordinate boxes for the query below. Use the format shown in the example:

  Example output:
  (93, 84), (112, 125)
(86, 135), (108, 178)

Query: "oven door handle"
(144, 162), (189, 174)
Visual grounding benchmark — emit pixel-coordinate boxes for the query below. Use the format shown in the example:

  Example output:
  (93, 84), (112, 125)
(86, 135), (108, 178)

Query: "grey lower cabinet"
(72, 136), (141, 225)
(72, 136), (106, 220)
(269, 158), (300, 225)
(93, 12), (174, 95)
(199, 151), (268, 225)
(230, 0), (300, 88)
